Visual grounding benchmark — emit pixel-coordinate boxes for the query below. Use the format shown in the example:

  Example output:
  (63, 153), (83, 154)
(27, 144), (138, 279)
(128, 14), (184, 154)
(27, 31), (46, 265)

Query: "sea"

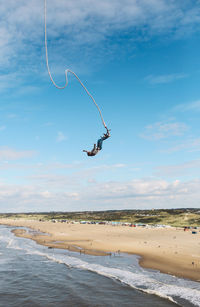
(0, 225), (200, 307)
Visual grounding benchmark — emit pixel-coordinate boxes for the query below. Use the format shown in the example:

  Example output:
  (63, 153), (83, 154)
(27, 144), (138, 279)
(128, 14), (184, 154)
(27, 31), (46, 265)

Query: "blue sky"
(1, 0), (200, 212)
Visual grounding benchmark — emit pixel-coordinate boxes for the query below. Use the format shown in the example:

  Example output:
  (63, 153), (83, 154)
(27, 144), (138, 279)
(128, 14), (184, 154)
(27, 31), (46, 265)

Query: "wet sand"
(1, 218), (200, 281)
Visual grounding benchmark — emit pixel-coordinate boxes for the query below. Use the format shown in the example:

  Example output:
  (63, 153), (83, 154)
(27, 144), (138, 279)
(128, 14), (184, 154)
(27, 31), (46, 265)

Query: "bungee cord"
(44, 0), (108, 131)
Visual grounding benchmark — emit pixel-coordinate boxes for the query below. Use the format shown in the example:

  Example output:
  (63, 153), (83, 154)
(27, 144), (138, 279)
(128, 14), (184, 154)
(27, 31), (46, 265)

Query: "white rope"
(44, 0), (107, 129)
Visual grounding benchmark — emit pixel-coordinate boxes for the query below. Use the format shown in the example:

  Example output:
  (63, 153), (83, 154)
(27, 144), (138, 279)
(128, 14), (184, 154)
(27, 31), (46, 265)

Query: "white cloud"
(145, 73), (188, 84)
(0, 161), (82, 171)
(175, 100), (200, 112)
(0, 177), (200, 212)
(7, 114), (17, 119)
(0, 126), (6, 132)
(155, 159), (200, 177)
(43, 122), (54, 127)
(140, 121), (188, 140)
(0, 0), (200, 91)
(165, 137), (200, 153)
(56, 131), (67, 142)
(0, 72), (39, 94)
(0, 147), (36, 161)
(26, 163), (126, 190)
(0, 183), (80, 212)
(0, 73), (21, 92)
(0, 156), (199, 211)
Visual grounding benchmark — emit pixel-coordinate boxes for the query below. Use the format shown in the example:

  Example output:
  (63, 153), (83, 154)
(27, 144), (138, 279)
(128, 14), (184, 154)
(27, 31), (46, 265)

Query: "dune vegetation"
(1, 209), (200, 227)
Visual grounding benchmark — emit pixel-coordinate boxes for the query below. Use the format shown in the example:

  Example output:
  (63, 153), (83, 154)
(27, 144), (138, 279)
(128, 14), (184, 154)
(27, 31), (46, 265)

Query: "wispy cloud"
(165, 137), (200, 153)
(0, 161), (82, 171)
(7, 114), (17, 119)
(0, 0), (200, 91)
(27, 163), (127, 188)
(145, 73), (188, 84)
(175, 100), (200, 112)
(0, 126), (6, 132)
(43, 122), (54, 127)
(0, 147), (36, 161)
(0, 73), (21, 92)
(155, 159), (200, 177)
(56, 131), (67, 142)
(140, 120), (188, 140)
(0, 72), (39, 94)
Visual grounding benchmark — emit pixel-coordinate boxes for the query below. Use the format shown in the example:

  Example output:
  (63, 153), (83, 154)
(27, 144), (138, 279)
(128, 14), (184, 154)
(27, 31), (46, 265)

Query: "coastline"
(1, 218), (200, 282)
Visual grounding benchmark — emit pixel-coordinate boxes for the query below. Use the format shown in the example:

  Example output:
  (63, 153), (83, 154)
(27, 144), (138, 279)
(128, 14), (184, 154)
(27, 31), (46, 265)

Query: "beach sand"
(0, 218), (200, 281)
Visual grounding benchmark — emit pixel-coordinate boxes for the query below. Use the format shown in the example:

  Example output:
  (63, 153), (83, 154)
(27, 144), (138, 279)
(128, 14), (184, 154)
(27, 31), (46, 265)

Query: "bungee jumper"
(83, 128), (111, 156)
(83, 144), (99, 157)
(44, 0), (111, 156)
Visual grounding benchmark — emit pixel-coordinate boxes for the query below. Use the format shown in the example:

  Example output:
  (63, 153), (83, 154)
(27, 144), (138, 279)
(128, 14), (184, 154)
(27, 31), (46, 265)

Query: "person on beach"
(83, 129), (111, 156)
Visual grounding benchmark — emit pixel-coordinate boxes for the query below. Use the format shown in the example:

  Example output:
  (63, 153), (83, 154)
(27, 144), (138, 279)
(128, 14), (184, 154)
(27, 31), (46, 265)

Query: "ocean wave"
(3, 227), (200, 307)
(25, 248), (200, 307)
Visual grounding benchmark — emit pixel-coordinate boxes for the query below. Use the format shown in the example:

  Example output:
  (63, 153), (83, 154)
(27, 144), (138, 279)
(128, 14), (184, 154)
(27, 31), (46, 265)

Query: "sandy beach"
(0, 218), (200, 282)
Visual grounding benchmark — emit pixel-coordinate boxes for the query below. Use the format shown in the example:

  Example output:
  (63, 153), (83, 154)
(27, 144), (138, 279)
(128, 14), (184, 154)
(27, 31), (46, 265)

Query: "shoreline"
(11, 228), (109, 256)
(1, 218), (200, 282)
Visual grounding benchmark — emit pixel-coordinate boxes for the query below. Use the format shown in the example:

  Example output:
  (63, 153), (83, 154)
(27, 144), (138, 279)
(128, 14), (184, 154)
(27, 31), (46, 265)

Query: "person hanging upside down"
(83, 144), (100, 156)
(83, 128), (111, 156)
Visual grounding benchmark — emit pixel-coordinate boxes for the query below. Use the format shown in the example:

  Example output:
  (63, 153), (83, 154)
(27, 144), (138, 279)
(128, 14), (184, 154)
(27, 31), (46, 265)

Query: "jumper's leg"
(97, 138), (103, 150)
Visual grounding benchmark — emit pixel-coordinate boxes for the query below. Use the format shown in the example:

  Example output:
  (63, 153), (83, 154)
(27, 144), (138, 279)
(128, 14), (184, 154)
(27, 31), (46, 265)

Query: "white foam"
(0, 230), (24, 250)
(24, 248), (200, 306)
(7, 238), (13, 248)
(0, 235), (10, 243)
(6, 238), (23, 250)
